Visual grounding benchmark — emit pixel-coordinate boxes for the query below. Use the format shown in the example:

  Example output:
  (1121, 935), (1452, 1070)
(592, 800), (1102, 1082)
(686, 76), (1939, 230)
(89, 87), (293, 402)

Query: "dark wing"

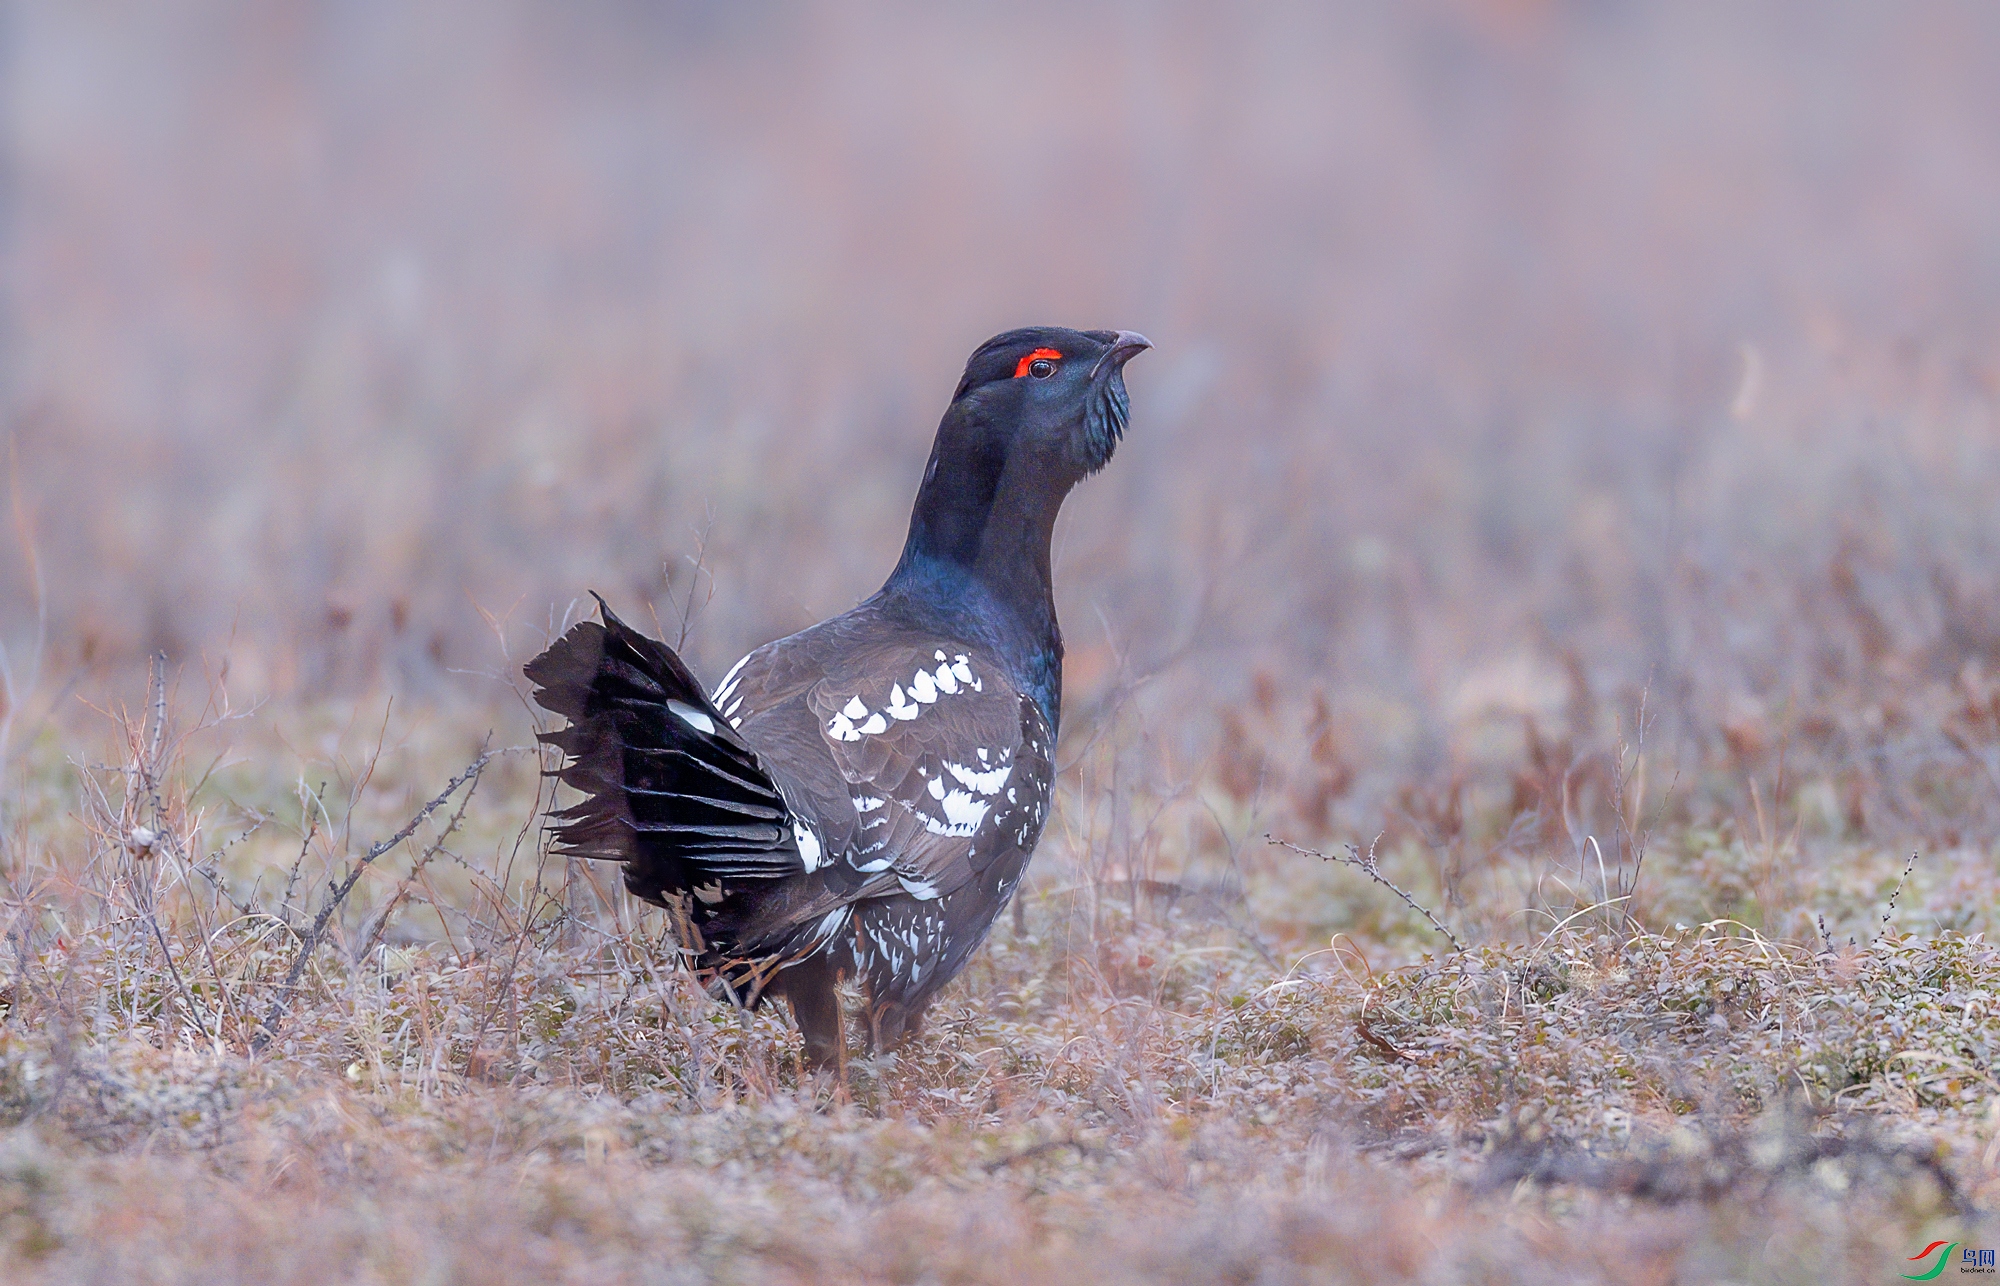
(807, 639), (1051, 901)
(713, 623), (1053, 907)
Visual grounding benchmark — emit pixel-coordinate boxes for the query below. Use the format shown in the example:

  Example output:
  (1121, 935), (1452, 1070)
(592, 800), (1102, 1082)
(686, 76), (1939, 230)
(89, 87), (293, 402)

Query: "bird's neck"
(881, 448), (1067, 731)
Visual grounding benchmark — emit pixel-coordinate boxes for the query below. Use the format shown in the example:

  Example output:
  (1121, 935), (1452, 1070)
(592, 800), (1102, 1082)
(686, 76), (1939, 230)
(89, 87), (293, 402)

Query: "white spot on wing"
(828, 713), (861, 741)
(668, 700), (716, 735)
(911, 670), (938, 703)
(945, 759), (1012, 795)
(857, 712), (888, 735)
(712, 652), (752, 704)
(793, 820), (825, 872)
(842, 694), (868, 719)
(886, 683), (920, 720)
(933, 664), (959, 695)
(898, 873), (941, 900)
(922, 788), (989, 836)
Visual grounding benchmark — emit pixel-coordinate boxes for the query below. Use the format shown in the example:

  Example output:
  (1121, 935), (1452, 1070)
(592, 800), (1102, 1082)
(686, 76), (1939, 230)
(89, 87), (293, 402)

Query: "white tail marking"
(668, 700), (716, 735)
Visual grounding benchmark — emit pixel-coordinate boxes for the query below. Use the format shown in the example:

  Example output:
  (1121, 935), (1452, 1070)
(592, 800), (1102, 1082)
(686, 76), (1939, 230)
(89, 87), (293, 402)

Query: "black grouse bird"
(525, 326), (1150, 1067)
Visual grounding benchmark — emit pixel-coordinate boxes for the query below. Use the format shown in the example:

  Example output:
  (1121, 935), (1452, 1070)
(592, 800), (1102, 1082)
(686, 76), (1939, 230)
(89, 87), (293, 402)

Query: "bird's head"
(887, 325), (1150, 704)
(945, 326), (1152, 483)
(891, 325), (1150, 620)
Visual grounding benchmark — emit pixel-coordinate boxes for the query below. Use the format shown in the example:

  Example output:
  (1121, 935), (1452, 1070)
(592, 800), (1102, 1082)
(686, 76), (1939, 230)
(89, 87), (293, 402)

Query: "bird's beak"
(1092, 331), (1153, 380)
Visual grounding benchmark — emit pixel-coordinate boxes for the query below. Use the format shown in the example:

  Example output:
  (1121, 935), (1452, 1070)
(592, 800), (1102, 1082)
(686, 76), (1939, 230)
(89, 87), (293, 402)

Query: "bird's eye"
(1013, 347), (1063, 379)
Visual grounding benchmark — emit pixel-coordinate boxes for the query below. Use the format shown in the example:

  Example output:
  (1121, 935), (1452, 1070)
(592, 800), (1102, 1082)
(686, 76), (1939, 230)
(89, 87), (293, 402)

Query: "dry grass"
(8, 1), (2000, 1281)
(0, 659), (1995, 1283)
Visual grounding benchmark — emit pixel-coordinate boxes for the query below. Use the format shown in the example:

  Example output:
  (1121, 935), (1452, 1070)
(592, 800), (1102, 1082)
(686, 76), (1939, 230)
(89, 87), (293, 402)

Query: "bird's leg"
(889, 997), (935, 1047)
(864, 996), (886, 1055)
(773, 953), (845, 1071)
(867, 995), (934, 1052)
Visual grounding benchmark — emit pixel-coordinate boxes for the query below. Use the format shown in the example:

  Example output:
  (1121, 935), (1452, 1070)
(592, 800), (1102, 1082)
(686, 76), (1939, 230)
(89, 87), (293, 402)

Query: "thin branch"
(0, 434), (48, 824)
(1269, 833), (1466, 953)
(1871, 850), (1921, 946)
(280, 786), (324, 926)
(358, 768), (481, 957)
(673, 509), (717, 653)
(252, 744), (492, 1051)
(145, 651), (167, 778)
(142, 906), (213, 1044)
(190, 811), (271, 923)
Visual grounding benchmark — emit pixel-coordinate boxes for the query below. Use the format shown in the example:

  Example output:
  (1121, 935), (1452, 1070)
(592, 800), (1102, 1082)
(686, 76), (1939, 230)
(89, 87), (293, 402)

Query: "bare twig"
(145, 651), (167, 788)
(1355, 988), (1423, 1062)
(981, 1134), (1103, 1172)
(358, 767), (482, 957)
(673, 510), (717, 653)
(109, 658), (220, 1045)
(190, 811), (271, 923)
(1871, 850), (1921, 946)
(0, 436), (49, 810)
(1269, 833), (1466, 953)
(253, 744), (493, 1051)
(142, 906), (214, 1044)
(280, 785), (324, 926)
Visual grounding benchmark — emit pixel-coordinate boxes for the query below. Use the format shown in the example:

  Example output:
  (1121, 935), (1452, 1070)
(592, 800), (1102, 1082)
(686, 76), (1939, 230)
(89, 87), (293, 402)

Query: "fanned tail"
(525, 596), (798, 906)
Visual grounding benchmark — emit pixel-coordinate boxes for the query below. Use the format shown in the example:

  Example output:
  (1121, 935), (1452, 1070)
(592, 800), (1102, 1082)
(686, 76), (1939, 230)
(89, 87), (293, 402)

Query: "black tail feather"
(526, 596), (798, 904)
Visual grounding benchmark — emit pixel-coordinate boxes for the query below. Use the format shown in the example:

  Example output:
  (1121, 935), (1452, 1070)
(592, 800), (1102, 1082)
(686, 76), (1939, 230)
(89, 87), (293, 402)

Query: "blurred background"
(6, 0), (2000, 906)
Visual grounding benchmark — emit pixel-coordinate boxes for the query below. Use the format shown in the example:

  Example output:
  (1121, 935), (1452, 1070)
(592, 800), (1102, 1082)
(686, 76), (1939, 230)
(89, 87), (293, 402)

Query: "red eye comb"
(1013, 348), (1063, 378)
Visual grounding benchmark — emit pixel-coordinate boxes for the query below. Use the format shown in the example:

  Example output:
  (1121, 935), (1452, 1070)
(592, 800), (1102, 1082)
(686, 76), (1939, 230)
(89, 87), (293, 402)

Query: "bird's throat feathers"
(884, 406), (1068, 730)
(878, 325), (1143, 735)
